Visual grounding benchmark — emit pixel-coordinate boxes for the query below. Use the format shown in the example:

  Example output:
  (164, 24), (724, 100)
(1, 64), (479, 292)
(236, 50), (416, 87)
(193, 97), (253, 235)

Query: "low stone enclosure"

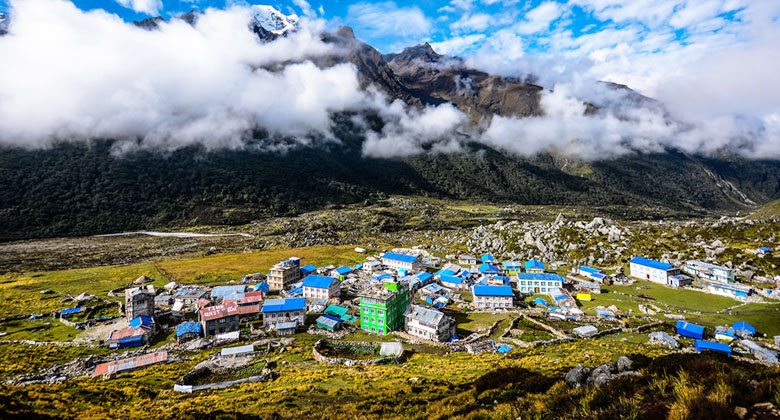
(313, 339), (405, 366)
(174, 355), (275, 393)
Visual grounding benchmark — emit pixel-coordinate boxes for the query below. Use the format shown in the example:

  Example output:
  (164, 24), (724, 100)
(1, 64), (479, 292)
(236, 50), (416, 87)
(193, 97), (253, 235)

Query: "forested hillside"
(2, 138), (779, 241)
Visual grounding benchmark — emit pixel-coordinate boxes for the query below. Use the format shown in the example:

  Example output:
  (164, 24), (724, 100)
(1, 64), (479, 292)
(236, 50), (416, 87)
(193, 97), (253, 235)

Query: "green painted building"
(359, 281), (410, 335)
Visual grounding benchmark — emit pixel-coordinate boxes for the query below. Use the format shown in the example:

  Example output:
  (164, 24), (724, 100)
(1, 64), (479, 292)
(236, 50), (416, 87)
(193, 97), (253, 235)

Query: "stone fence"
(312, 339), (403, 366)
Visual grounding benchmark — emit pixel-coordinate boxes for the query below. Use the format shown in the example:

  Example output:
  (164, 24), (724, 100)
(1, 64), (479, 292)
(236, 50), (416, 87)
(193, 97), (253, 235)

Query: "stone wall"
(312, 339), (402, 366)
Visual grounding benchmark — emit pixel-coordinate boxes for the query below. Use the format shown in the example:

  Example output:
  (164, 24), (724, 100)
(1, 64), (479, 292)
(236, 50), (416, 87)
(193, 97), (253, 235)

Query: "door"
(535, 287), (539, 293)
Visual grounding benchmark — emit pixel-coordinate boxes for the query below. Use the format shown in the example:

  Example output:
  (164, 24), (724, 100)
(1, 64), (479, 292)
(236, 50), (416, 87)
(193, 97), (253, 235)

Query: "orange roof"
(199, 301), (238, 321)
(93, 351), (167, 376)
(109, 326), (151, 340)
(238, 294), (263, 305)
(238, 304), (261, 315)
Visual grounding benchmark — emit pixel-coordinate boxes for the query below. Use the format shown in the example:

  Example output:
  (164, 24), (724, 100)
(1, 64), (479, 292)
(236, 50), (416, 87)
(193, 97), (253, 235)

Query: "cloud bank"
(0, 0), (778, 161)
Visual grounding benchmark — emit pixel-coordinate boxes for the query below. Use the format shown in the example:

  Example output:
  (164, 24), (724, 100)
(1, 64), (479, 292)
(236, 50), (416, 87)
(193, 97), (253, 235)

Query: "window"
(378, 310), (384, 316)
(219, 318), (226, 324)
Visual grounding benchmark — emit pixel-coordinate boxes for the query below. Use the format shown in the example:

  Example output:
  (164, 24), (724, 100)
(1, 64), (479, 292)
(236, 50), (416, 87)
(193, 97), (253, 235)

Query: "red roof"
(93, 351), (168, 376)
(238, 304), (261, 315)
(238, 294), (263, 305)
(199, 301), (238, 321)
(109, 326), (151, 340)
(196, 298), (213, 308)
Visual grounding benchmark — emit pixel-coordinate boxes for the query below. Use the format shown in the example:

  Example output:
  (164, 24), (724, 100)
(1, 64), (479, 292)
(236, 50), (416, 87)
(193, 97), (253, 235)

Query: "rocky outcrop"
(565, 356), (640, 388)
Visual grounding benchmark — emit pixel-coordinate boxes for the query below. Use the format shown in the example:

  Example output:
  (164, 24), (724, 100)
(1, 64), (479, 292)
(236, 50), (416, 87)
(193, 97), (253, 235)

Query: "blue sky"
(0, 1), (777, 118)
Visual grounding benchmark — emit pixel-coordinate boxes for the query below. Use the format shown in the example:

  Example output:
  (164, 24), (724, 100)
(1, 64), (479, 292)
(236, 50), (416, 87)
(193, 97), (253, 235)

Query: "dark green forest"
(1, 138), (779, 241)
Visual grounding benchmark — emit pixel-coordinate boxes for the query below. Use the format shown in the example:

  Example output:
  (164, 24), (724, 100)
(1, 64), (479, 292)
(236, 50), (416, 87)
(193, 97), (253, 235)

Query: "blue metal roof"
(480, 254), (494, 262)
(733, 322), (756, 335)
(211, 285), (247, 299)
(261, 297), (306, 313)
(383, 252), (418, 263)
(516, 273), (565, 282)
(440, 275), (465, 284)
(415, 272), (433, 282)
(502, 261), (523, 269)
(759, 247), (771, 252)
(129, 316), (154, 328)
(176, 322), (202, 337)
(117, 336), (144, 347)
(676, 320), (705, 339)
(478, 263), (499, 273)
(579, 266), (600, 274)
(285, 287), (303, 297)
(300, 264), (317, 274)
(525, 259), (545, 270)
(695, 340), (731, 355)
(303, 274), (336, 289)
(496, 344), (512, 353)
(534, 298), (548, 306)
(335, 266), (352, 275)
(472, 285), (513, 297)
(60, 307), (85, 315)
(253, 282), (270, 293)
(435, 268), (456, 277)
(630, 257), (674, 271)
(371, 273), (393, 282)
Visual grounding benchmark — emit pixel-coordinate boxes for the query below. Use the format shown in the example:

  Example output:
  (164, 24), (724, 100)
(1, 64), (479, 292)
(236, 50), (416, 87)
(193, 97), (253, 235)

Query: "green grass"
(156, 245), (368, 285)
(0, 263), (165, 317)
(453, 312), (513, 337)
(0, 318), (82, 342)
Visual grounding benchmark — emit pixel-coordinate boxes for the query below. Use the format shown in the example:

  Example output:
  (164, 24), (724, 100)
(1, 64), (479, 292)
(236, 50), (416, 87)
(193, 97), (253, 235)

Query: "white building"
(629, 257), (680, 285)
(683, 260), (734, 283)
(516, 273), (565, 294)
(471, 285), (514, 310)
(302, 275), (341, 300)
(404, 305), (456, 342)
(706, 281), (752, 301)
(381, 252), (423, 273)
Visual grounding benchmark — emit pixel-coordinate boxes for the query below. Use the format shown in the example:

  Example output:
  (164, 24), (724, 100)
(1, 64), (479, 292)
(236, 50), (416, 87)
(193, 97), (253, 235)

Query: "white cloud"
(0, 0), (360, 150)
(115, 0), (162, 16)
(430, 34), (486, 55)
(515, 1), (564, 34)
(292, 0), (315, 18)
(450, 13), (493, 32)
(345, 2), (431, 41)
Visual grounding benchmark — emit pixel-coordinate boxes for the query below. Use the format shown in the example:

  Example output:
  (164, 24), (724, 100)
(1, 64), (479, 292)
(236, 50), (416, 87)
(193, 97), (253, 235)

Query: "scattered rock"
(564, 364), (591, 388)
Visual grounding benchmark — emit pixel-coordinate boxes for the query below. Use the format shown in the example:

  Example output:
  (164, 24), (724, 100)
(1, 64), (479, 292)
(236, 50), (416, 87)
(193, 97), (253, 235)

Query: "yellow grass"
(156, 245), (369, 285)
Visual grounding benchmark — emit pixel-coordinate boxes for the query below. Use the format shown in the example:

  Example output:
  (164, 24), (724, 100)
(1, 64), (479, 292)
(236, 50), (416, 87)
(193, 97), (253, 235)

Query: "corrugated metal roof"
(579, 266), (600, 274)
(525, 259), (545, 270)
(573, 325), (598, 337)
(261, 298), (306, 313)
(109, 326), (150, 340)
(676, 320), (705, 338)
(472, 285), (513, 296)
(211, 285), (247, 299)
(440, 275), (465, 284)
(199, 301), (239, 321)
(649, 331), (679, 347)
(478, 263), (499, 273)
(221, 344), (254, 357)
(629, 257), (673, 271)
(335, 266), (352, 275)
(516, 273), (565, 282)
(303, 274), (336, 289)
(407, 305), (445, 325)
(176, 322), (202, 337)
(253, 282), (270, 293)
(276, 321), (297, 330)
(173, 289), (208, 300)
(415, 272), (433, 282)
(694, 340), (731, 355)
(129, 316), (154, 328)
(316, 315), (341, 329)
(93, 351), (167, 376)
(480, 254), (494, 262)
(502, 261), (523, 268)
(383, 252), (418, 263)
(300, 264), (317, 274)
(60, 307), (85, 315)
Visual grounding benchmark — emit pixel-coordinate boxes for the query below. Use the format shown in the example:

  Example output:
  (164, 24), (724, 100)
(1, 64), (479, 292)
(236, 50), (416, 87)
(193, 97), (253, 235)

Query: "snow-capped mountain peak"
(250, 5), (298, 36)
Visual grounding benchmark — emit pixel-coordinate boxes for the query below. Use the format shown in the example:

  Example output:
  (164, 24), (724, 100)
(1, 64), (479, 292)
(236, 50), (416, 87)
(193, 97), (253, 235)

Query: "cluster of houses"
(675, 320), (778, 364)
(628, 256), (761, 301)
(100, 249), (775, 354)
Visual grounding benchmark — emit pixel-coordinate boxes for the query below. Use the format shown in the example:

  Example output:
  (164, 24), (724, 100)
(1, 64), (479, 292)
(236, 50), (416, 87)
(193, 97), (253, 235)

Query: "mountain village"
(20, 232), (776, 392)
